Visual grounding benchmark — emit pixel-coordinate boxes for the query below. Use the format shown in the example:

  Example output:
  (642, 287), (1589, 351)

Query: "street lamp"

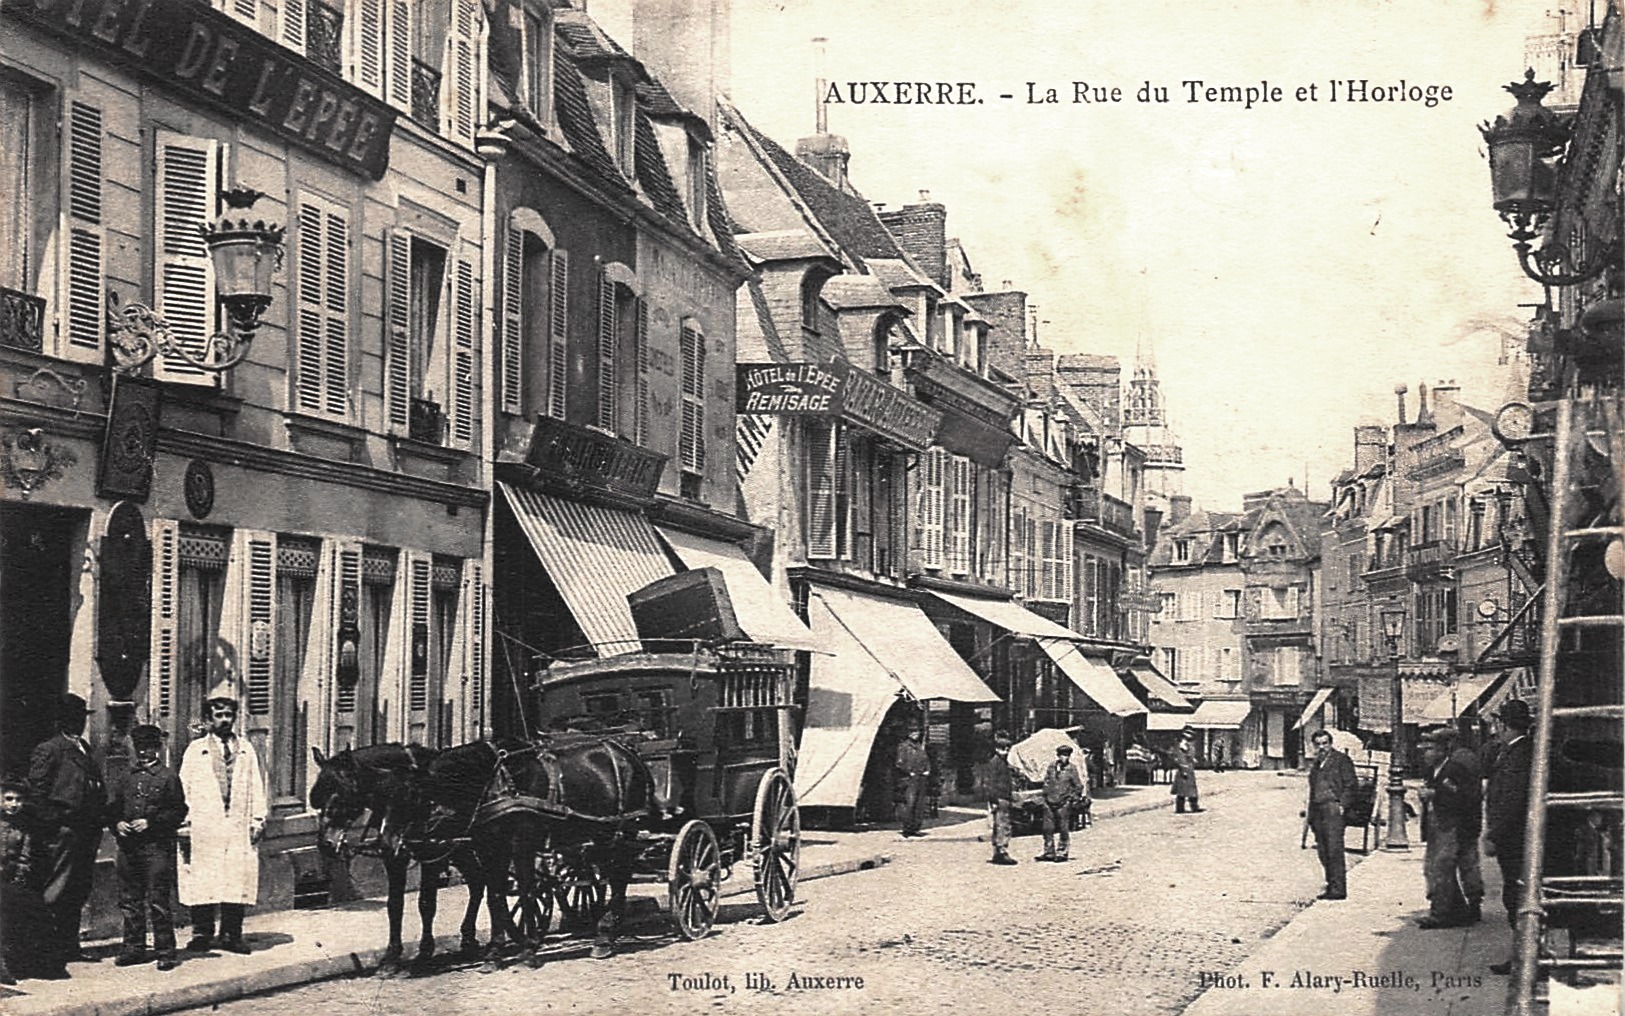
(107, 187), (285, 375)
(1479, 71), (1617, 288)
(1381, 608), (1409, 850)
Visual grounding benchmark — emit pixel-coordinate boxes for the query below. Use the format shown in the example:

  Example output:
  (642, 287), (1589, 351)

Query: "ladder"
(1509, 393), (1625, 1015)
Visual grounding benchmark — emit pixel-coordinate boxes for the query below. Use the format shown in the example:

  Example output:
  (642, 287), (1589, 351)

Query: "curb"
(10, 850), (896, 1016)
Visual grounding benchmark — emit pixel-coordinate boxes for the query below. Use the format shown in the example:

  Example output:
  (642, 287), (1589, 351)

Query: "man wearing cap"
(1482, 699), (1535, 974)
(1170, 730), (1203, 813)
(106, 725), (187, 969)
(176, 690), (266, 955)
(1037, 743), (1086, 862)
(1305, 728), (1357, 899)
(894, 727), (932, 838)
(980, 732), (1018, 865)
(26, 692), (105, 969)
(1416, 726), (1482, 928)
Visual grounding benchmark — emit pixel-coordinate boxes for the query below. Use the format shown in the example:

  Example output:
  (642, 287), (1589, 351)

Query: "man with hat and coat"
(1305, 728), (1358, 899)
(176, 685), (266, 954)
(894, 726), (932, 838)
(979, 731), (1018, 865)
(106, 724), (187, 969)
(1037, 743), (1086, 862)
(26, 692), (105, 969)
(1482, 698), (1535, 974)
(1417, 725), (1482, 928)
(1170, 729), (1203, 813)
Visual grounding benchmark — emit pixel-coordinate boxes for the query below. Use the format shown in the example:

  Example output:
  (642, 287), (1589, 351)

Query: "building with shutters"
(0, 0), (496, 927)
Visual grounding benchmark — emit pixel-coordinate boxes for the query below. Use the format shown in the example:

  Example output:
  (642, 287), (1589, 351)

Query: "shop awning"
(1038, 640), (1147, 717)
(653, 527), (821, 652)
(925, 589), (1081, 641)
(1421, 671), (1508, 722)
(808, 585), (1000, 704)
(1124, 661), (1193, 711)
(1187, 700), (1252, 729)
(1403, 677), (1451, 725)
(499, 483), (673, 656)
(1292, 687), (1335, 730)
(1147, 712), (1192, 732)
(1480, 667), (1533, 717)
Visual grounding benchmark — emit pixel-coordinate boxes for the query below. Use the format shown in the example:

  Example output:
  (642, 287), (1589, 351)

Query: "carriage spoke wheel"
(553, 858), (607, 931)
(667, 820), (721, 941)
(751, 769), (801, 922)
(501, 852), (553, 944)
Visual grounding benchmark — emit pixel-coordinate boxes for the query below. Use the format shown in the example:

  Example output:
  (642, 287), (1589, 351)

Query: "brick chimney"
(1394, 384), (1408, 426)
(632, 0), (730, 131)
(795, 132), (851, 191)
(1354, 425), (1386, 474)
(1431, 379), (1461, 430)
(1167, 494), (1193, 526)
(877, 198), (948, 287)
(1415, 382), (1434, 427)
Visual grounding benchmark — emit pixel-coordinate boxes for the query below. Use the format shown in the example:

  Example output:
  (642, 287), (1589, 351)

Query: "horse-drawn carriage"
(309, 637), (802, 971)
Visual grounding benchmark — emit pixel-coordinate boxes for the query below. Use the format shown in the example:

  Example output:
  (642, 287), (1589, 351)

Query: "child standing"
(1, 774), (58, 982)
(105, 725), (187, 970)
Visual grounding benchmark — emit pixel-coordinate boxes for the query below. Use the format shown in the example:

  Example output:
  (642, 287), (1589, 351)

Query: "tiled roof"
(551, 49), (627, 188)
(704, 156), (743, 267)
(866, 257), (940, 293)
(736, 230), (839, 263)
(637, 78), (713, 142)
(634, 111), (689, 227)
(555, 10), (637, 64)
(821, 274), (909, 311)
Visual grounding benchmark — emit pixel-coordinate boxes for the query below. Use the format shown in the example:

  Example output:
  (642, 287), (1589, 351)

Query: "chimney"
(1431, 379), (1461, 430)
(1416, 382), (1433, 427)
(795, 133), (851, 190)
(1354, 424), (1386, 474)
(876, 199), (949, 286)
(1168, 494), (1193, 526)
(1394, 384), (1408, 426)
(632, 0), (731, 132)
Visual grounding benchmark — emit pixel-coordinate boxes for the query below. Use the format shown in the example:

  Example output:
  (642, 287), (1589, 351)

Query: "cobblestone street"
(201, 773), (1342, 1016)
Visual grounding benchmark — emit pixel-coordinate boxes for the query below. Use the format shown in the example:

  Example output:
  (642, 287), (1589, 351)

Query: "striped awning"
(926, 589), (1081, 641)
(1039, 640), (1147, 717)
(809, 585), (1000, 704)
(1293, 687), (1335, 730)
(1187, 699), (1252, 729)
(1422, 671), (1509, 721)
(498, 483), (674, 656)
(1125, 661), (1194, 712)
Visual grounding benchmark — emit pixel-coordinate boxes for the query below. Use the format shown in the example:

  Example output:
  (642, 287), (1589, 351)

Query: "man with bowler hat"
(106, 724), (186, 969)
(176, 685), (266, 954)
(894, 726), (932, 838)
(1037, 743), (1086, 862)
(1483, 698), (1535, 974)
(1170, 729), (1203, 813)
(26, 692), (105, 969)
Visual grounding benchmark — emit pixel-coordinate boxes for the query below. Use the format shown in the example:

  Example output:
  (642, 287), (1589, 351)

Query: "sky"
(597, 0), (1570, 509)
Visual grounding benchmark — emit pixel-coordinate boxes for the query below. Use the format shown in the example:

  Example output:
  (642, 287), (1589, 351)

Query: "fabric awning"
(808, 585), (1001, 704)
(653, 527), (820, 652)
(1293, 687), (1335, 730)
(1009, 729), (1088, 784)
(499, 483), (673, 656)
(926, 590), (1081, 641)
(1480, 667), (1532, 717)
(1038, 640), (1147, 717)
(1421, 672), (1508, 722)
(1187, 699), (1252, 729)
(1147, 712), (1192, 732)
(1125, 661), (1194, 711)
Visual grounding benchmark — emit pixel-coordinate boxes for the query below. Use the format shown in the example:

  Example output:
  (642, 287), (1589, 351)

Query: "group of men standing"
(2, 687), (267, 981)
(1301, 697), (1536, 977)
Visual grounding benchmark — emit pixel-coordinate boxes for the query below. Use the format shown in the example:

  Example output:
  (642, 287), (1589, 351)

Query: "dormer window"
(1173, 539), (1192, 562)
(522, 3), (555, 129)
(611, 76), (636, 174)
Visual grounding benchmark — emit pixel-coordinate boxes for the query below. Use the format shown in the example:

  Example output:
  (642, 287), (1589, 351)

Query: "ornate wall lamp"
(1479, 71), (1617, 289)
(108, 187), (286, 375)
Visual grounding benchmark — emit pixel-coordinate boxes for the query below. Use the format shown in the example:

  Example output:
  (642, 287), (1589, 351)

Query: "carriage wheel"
(501, 851), (553, 943)
(553, 857), (607, 930)
(751, 768), (801, 922)
(667, 820), (721, 941)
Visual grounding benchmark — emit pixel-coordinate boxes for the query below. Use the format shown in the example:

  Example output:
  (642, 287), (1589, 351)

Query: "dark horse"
(311, 736), (658, 970)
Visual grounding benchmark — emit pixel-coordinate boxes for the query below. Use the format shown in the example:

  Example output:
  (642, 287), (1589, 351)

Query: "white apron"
(176, 733), (267, 906)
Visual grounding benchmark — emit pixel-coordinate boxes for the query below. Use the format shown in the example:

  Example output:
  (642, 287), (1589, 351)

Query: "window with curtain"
(274, 541), (318, 804)
(175, 553), (228, 746)
(0, 77), (35, 292)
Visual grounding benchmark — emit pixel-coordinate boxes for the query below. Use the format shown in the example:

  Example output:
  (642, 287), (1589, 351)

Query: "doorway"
(0, 504), (81, 777)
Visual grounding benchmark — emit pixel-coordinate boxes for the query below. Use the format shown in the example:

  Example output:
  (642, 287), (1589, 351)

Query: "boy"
(106, 724), (187, 970)
(1, 774), (58, 982)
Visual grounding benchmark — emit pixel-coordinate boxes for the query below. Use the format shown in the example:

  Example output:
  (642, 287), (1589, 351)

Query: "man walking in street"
(980, 731), (1017, 865)
(1171, 730), (1203, 813)
(1305, 728), (1357, 900)
(27, 693), (105, 972)
(1483, 699), (1535, 975)
(1417, 726), (1482, 929)
(895, 726), (931, 838)
(1037, 743), (1086, 862)
(177, 688), (267, 954)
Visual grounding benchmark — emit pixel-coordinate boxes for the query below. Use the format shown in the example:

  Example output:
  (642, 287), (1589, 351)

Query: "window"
(608, 75), (636, 175)
(293, 193), (351, 417)
(1157, 591), (1177, 621)
(948, 455), (974, 575)
(1009, 504), (1028, 593)
(1081, 556), (1101, 635)
(1161, 647), (1178, 683)
(1220, 646), (1239, 682)
(1348, 552), (1364, 586)
(545, 249), (569, 420)
(800, 270), (824, 333)
(1468, 499), (1486, 550)
(686, 137), (707, 229)
(919, 448), (946, 569)
(806, 421), (848, 560)
(1221, 532), (1240, 561)
(273, 537), (319, 804)
(1173, 539), (1191, 562)
(1219, 589), (1242, 619)
(522, 3), (555, 127)
(385, 233), (453, 438)
(445, 0), (480, 145)
(596, 269), (636, 437)
(678, 322), (706, 479)
(1260, 585), (1300, 620)
(0, 76), (41, 296)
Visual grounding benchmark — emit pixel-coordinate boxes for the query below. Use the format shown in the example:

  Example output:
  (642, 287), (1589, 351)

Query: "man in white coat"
(176, 689), (266, 955)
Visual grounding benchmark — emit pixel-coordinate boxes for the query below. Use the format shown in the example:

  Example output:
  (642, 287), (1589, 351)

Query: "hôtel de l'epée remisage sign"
(736, 362), (941, 451)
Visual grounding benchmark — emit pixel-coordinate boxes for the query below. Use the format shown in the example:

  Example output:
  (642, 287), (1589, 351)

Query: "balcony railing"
(1405, 538), (1458, 579)
(307, 2), (344, 74)
(1070, 487), (1136, 538)
(411, 58), (441, 131)
(408, 398), (445, 444)
(0, 287), (46, 353)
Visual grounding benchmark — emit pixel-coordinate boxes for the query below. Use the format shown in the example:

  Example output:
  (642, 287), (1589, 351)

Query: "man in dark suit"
(1417, 726), (1482, 928)
(1170, 730), (1202, 813)
(979, 731), (1017, 865)
(1482, 699), (1535, 975)
(1306, 728), (1358, 899)
(27, 693), (106, 971)
(894, 727), (931, 838)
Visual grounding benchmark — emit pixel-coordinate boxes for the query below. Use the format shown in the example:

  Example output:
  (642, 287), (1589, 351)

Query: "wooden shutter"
(596, 270), (617, 431)
(149, 518), (180, 720)
(469, 562), (485, 735)
(226, 0), (258, 26)
(500, 227), (524, 415)
(546, 248), (568, 419)
(350, 0), (385, 96)
(281, 0), (306, 52)
(384, 228), (411, 428)
(951, 456), (972, 575)
(63, 100), (104, 359)
(444, 0), (479, 146)
(679, 323), (705, 472)
(386, 0), (413, 111)
(294, 196), (349, 416)
(407, 555), (430, 743)
(333, 544), (362, 717)
(633, 298), (650, 444)
(452, 255), (475, 445)
(244, 534), (277, 718)
(806, 422), (837, 559)
(154, 132), (221, 385)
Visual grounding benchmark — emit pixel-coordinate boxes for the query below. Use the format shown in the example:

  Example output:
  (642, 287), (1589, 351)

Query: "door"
(0, 505), (79, 777)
